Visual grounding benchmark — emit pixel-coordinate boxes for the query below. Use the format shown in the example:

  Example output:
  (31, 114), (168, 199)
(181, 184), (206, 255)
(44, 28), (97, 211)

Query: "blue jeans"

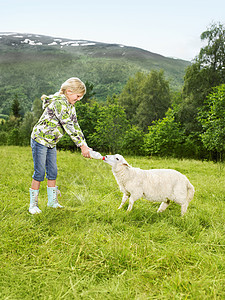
(31, 139), (57, 182)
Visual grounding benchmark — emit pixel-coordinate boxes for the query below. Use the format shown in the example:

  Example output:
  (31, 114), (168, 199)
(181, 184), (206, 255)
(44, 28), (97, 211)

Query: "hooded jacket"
(31, 93), (86, 148)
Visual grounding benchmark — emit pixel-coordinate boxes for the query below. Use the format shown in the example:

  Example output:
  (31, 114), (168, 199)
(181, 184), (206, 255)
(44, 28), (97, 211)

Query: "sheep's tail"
(187, 181), (195, 203)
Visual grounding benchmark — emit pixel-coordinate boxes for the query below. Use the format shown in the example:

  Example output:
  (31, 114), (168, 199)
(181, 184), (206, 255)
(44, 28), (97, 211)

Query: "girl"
(29, 77), (91, 214)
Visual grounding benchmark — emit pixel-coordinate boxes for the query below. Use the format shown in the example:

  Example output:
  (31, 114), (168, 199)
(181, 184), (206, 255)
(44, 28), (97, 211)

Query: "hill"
(0, 33), (190, 115)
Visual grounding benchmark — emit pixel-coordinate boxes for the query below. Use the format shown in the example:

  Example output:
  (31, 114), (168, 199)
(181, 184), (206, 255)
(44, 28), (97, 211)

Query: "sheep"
(103, 154), (195, 216)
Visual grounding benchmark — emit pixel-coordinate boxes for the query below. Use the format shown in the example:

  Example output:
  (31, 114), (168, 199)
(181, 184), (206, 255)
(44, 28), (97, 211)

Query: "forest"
(1, 22), (225, 161)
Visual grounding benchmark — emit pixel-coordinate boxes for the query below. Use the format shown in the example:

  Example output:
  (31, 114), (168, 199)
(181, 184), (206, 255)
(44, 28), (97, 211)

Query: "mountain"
(0, 33), (190, 116)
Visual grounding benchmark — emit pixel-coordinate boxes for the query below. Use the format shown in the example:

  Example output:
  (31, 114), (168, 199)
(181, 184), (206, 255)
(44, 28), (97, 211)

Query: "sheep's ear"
(122, 163), (130, 167)
(122, 160), (130, 167)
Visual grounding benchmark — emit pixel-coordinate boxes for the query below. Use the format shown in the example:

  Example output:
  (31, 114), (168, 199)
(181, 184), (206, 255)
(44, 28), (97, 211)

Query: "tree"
(11, 95), (21, 118)
(0, 131), (8, 145)
(19, 111), (34, 145)
(82, 81), (96, 104)
(136, 70), (171, 131)
(89, 104), (130, 153)
(199, 22), (225, 82)
(76, 102), (102, 142)
(119, 70), (171, 131)
(183, 22), (225, 99)
(198, 84), (225, 159)
(144, 108), (185, 157)
(106, 94), (119, 105)
(119, 72), (146, 124)
(179, 22), (225, 134)
(122, 125), (145, 155)
(57, 101), (103, 151)
(8, 128), (20, 145)
(32, 97), (43, 125)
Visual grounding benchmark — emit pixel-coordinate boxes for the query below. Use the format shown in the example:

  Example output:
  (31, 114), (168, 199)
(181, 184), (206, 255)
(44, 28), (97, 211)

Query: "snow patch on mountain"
(0, 33), (98, 48)
(21, 39), (42, 45)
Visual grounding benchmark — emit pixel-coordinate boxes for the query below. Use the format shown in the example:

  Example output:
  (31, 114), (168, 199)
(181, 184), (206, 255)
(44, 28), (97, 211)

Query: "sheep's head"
(104, 154), (130, 169)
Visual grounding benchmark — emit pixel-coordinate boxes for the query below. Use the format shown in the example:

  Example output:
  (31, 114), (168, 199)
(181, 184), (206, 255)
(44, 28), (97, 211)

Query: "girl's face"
(66, 90), (84, 105)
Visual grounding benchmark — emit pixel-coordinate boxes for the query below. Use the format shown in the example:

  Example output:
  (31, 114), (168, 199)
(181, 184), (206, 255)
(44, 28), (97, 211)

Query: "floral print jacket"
(31, 94), (86, 148)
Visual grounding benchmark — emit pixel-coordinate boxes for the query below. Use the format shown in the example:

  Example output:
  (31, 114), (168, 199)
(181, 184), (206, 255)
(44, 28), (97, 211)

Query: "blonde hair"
(41, 77), (86, 101)
(59, 77), (86, 95)
(41, 94), (47, 101)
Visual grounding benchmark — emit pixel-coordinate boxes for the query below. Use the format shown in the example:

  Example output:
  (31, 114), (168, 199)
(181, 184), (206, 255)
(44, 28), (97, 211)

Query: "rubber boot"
(47, 186), (63, 208)
(29, 188), (42, 214)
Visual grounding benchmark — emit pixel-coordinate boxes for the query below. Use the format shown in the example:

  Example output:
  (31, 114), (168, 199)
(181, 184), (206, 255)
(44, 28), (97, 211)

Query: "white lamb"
(103, 154), (195, 216)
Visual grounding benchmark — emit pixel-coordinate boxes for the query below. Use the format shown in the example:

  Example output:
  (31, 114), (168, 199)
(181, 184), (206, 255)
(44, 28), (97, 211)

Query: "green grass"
(0, 146), (225, 299)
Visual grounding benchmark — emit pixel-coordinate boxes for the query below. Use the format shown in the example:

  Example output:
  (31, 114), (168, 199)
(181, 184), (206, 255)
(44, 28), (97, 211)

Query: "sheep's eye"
(116, 157), (119, 160)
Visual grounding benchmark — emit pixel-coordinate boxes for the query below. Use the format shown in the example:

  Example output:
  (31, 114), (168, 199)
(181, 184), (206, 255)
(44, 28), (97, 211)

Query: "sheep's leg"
(181, 202), (189, 216)
(157, 200), (170, 213)
(118, 194), (129, 209)
(127, 196), (136, 212)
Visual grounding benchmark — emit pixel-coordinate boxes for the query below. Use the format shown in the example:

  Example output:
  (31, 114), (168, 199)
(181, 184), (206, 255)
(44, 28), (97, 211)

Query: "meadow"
(0, 146), (225, 299)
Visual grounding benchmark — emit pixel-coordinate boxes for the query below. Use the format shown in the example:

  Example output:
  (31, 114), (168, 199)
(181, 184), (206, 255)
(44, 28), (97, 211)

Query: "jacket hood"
(42, 93), (67, 110)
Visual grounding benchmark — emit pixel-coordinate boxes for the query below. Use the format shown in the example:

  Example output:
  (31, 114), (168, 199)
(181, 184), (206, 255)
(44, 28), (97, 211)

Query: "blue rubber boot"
(29, 189), (42, 214)
(47, 186), (63, 208)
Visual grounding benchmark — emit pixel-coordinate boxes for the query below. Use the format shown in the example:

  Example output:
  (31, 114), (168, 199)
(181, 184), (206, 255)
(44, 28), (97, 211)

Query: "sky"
(1, 0), (225, 61)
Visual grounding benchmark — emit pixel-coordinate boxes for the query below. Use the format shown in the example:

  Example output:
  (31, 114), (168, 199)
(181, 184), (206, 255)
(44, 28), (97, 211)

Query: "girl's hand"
(80, 144), (92, 158)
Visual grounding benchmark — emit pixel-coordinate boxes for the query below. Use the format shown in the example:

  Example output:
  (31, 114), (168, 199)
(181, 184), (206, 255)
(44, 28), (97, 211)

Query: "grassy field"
(0, 146), (225, 299)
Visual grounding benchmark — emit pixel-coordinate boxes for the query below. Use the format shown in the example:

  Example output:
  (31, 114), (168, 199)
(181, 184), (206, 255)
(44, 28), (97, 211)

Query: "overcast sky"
(1, 0), (225, 61)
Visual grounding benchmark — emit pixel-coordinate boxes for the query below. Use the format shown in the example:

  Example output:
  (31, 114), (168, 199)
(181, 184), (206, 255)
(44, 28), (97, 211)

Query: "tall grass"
(0, 146), (225, 299)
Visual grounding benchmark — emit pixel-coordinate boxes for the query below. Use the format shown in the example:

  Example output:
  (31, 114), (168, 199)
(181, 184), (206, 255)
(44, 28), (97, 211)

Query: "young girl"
(29, 77), (91, 214)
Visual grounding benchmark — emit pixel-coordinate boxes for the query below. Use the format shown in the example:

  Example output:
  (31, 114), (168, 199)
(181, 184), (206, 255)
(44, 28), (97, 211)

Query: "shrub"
(122, 125), (145, 155)
(144, 109), (185, 157)
(0, 131), (8, 145)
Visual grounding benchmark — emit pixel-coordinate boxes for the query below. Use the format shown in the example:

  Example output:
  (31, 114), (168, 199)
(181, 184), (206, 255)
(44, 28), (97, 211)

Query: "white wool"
(104, 154), (195, 216)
